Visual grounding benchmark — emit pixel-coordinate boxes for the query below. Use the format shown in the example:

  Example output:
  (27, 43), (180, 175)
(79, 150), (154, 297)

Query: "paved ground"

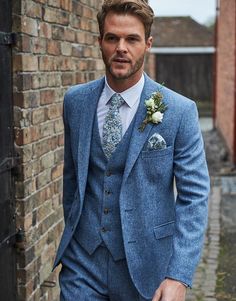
(186, 120), (236, 301)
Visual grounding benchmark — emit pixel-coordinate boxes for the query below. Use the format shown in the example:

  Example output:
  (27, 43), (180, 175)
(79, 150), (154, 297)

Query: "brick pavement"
(186, 177), (221, 301)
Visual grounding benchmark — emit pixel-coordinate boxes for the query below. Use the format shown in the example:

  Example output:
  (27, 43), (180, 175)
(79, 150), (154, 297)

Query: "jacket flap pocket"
(153, 221), (175, 240)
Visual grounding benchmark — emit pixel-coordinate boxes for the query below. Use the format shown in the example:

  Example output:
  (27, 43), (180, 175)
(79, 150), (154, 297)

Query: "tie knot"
(110, 93), (124, 109)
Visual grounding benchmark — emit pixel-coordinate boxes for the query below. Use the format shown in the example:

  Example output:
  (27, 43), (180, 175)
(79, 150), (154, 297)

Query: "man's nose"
(116, 39), (127, 53)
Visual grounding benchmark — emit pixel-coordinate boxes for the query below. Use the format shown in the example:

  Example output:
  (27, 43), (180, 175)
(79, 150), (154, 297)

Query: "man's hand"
(152, 278), (187, 301)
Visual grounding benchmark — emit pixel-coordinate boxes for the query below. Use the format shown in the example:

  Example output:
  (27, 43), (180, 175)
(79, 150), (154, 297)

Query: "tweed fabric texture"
(102, 93), (124, 159)
(59, 238), (149, 300)
(74, 112), (135, 260)
(54, 74), (210, 298)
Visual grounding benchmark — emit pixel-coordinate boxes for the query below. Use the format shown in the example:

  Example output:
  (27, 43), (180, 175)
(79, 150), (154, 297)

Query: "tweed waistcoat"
(73, 113), (135, 261)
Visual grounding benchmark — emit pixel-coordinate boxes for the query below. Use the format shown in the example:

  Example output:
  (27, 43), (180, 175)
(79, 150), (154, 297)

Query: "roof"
(151, 16), (214, 47)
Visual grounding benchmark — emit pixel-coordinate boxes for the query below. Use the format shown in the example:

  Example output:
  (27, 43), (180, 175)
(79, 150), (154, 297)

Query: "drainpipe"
(213, 0), (220, 128)
(234, 2), (236, 164)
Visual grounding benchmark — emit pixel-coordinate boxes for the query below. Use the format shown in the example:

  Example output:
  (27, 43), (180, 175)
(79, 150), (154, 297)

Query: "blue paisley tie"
(102, 93), (124, 159)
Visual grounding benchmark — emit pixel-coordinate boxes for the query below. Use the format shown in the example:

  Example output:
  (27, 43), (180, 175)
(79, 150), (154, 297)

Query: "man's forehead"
(103, 12), (145, 33)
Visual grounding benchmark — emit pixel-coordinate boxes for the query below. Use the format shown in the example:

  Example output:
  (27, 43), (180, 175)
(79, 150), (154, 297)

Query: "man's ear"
(146, 36), (153, 52)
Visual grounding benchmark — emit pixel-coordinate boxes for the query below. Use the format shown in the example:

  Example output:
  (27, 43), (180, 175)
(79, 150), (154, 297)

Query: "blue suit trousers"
(59, 237), (150, 301)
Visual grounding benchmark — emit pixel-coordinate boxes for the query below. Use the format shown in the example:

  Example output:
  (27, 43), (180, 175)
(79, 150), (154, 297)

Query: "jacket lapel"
(77, 78), (105, 203)
(123, 75), (160, 184)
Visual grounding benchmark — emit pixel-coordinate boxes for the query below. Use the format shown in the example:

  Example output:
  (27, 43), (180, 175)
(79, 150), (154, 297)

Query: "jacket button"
(101, 227), (107, 233)
(104, 189), (111, 195)
(106, 170), (112, 177)
(104, 208), (109, 214)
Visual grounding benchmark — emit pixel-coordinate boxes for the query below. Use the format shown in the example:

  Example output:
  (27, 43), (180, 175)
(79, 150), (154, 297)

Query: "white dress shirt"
(97, 74), (145, 139)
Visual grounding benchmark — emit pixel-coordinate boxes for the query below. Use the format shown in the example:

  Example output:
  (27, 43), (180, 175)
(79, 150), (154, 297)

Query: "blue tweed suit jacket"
(53, 74), (210, 298)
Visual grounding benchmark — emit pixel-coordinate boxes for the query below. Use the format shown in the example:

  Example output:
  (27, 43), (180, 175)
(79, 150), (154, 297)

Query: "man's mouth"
(113, 58), (130, 63)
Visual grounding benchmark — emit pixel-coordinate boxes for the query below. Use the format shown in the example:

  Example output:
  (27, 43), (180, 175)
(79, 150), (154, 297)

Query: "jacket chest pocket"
(141, 146), (173, 159)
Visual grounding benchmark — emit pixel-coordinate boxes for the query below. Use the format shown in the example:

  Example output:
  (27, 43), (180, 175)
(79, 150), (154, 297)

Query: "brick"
(72, 45), (83, 57)
(15, 178), (35, 198)
(16, 34), (32, 52)
(64, 28), (76, 42)
(13, 54), (38, 72)
(36, 169), (51, 189)
(30, 126), (40, 142)
(58, 133), (64, 146)
(82, 6), (93, 19)
(14, 127), (31, 145)
(72, 1), (82, 16)
(14, 73), (32, 91)
(25, 2), (42, 18)
(32, 137), (55, 158)
(47, 104), (62, 120)
(59, 57), (73, 71)
(54, 148), (64, 164)
(79, 18), (91, 31)
(14, 107), (31, 127)
(21, 16), (39, 37)
(70, 15), (80, 29)
(52, 164), (63, 183)
(43, 7), (69, 25)
(37, 201), (53, 225)
(32, 37), (47, 54)
(62, 72), (75, 86)
(32, 73), (48, 89)
(41, 152), (55, 170)
(61, 41), (72, 56)
(60, 0), (72, 11)
(52, 25), (64, 40)
(54, 118), (64, 133)
(48, 0), (60, 8)
(14, 91), (40, 109)
(15, 144), (33, 163)
(39, 56), (58, 71)
(39, 22), (52, 39)
(39, 121), (55, 138)
(47, 40), (61, 56)
(40, 90), (55, 105)
(31, 108), (46, 125)
(47, 73), (61, 87)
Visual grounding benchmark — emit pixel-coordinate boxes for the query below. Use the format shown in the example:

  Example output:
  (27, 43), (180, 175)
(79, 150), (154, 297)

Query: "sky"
(149, 0), (216, 25)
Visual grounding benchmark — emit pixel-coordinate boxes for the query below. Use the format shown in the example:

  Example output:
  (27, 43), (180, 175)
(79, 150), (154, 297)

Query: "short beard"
(103, 54), (145, 81)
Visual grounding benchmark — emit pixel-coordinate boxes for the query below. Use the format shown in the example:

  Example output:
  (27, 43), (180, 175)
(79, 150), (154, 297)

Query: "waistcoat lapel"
(77, 78), (105, 203)
(123, 76), (160, 184)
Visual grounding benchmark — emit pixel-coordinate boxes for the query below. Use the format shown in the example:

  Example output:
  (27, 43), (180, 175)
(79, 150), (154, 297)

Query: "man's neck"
(106, 72), (144, 93)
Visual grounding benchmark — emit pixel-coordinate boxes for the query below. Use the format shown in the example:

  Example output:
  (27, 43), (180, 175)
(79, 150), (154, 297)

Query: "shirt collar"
(104, 74), (145, 108)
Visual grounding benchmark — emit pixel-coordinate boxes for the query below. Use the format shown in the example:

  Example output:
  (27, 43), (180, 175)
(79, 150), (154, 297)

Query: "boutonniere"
(139, 91), (167, 132)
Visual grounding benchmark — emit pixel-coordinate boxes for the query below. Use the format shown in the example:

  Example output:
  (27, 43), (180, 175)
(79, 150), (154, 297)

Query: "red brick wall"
(12, 1), (104, 300)
(215, 0), (236, 161)
(145, 52), (156, 80)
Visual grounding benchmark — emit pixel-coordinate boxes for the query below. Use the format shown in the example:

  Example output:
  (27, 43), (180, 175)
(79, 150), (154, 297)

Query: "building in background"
(0, 1), (104, 300)
(215, 0), (236, 164)
(150, 16), (215, 116)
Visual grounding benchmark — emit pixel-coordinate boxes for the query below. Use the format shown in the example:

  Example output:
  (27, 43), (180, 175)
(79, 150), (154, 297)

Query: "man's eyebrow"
(104, 32), (142, 38)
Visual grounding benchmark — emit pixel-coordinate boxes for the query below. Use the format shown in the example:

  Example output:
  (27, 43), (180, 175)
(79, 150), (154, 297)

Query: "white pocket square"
(147, 133), (167, 150)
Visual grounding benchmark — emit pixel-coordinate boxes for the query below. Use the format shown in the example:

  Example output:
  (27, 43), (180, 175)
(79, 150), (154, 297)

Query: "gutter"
(234, 2), (236, 164)
(213, 0), (220, 128)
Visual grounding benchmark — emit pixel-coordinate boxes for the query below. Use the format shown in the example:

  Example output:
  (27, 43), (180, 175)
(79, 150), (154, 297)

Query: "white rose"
(145, 98), (155, 108)
(152, 111), (163, 123)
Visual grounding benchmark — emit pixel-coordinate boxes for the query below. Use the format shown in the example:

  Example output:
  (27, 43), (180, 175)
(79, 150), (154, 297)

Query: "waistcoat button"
(101, 227), (107, 233)
(104, 208), (109, 214)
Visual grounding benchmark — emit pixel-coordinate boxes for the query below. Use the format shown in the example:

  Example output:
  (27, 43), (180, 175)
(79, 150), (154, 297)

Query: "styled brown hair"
(97, 0), (154, 40)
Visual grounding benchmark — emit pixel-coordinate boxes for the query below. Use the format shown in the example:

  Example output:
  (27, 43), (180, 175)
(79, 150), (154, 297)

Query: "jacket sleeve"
(62, 92), (77, 222)
(166, 101), (210, 287)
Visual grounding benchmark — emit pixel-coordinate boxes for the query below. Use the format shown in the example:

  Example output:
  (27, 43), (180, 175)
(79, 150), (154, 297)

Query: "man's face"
(99, 12), (152, 85)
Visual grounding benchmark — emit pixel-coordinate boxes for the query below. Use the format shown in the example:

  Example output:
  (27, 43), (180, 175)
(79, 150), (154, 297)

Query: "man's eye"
(128, 37), (139, 42)
(106, 36), (116, 41)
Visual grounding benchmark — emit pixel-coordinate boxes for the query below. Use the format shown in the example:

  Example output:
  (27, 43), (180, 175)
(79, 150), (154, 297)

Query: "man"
(53, 1), (210, 300)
